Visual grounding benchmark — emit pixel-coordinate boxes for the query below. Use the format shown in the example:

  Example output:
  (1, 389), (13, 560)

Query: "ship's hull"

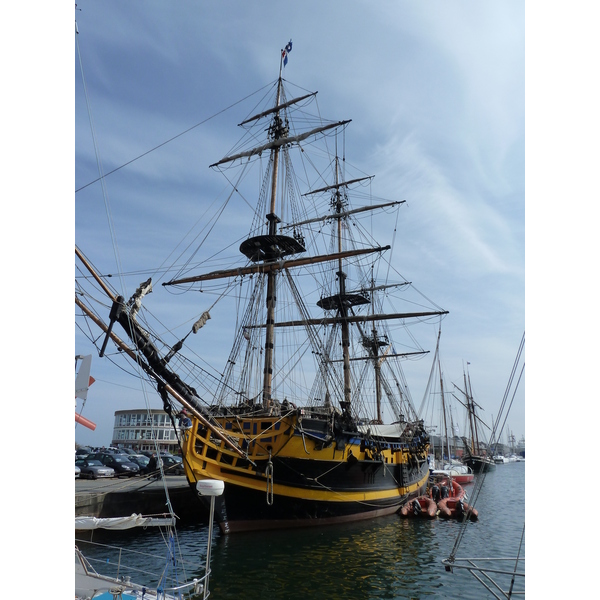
(182, 411), (430, 533)
(463, 455), (496, 473)
(200, 477), (426, 533)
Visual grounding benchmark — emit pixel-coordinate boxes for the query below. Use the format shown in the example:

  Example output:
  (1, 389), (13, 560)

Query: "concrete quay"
(75, 475), (208, 524)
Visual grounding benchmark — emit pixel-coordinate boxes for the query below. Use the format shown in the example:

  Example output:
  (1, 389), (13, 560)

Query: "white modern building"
(111, 408), (183, 454)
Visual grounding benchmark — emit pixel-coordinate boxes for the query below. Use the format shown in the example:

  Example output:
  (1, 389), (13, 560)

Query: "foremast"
(334, 157), (353, 412)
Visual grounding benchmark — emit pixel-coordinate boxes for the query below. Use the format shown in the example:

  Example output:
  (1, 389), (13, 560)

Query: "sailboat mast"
(464, 369), (476, 454)
(449, 405), (457, 460)
(466, 366), (480, 453)
(439, 357), (451, 465)
(262, 76), (285, 410)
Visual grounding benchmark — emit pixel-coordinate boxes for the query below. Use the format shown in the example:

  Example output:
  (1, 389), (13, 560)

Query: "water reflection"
(210, 465), (524, 599)
(210, 515), (472, 599)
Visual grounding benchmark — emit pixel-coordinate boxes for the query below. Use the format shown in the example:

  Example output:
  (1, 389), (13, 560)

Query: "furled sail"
(210, 120), (351, 167)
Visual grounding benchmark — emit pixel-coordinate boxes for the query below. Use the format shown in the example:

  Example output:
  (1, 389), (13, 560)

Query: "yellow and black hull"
(181, 411), (430, 533)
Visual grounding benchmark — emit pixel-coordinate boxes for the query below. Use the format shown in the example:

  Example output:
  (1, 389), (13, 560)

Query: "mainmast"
(261, 75), (286, 410)
(314, 157), (377, 416)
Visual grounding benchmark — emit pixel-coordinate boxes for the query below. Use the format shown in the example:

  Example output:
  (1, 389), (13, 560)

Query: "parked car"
(119, 448), (138, 456)
(93, 453), (140, 477)
(166, 455), (185, 476)
(128, 454), (151, 473)
(75, 447), (92, 459)
(75, 465), (81, 478)
(75, 458), (116, 480)
(146, 454), (185, 477)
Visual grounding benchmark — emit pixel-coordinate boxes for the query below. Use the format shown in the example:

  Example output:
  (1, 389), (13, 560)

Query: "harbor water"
(76, 462), (525, 599)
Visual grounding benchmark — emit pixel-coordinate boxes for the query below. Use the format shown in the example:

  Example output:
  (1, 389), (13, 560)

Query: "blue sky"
(72, 0), (525, 449)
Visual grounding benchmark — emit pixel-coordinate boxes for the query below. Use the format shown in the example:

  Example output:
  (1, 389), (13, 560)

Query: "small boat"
(437, 497), (479, 521)
(75, 545), (202, 600)
(432, 464), (474, 485)
(399, 495), (438, 518)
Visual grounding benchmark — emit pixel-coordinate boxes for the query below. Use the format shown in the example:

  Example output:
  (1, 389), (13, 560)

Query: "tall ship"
(76, 47), (449, 533)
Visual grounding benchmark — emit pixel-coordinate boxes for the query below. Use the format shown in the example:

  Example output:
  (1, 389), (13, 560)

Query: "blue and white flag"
(282, 40), (293, 66)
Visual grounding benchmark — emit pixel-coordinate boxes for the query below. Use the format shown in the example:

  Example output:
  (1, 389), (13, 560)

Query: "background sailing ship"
(452, 366), (495, 473)
(76, 47), (451, 533)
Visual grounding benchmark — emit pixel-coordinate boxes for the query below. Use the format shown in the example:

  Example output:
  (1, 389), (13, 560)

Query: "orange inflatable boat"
(437, 497), (479, 521)
(400, 496), (438, 518)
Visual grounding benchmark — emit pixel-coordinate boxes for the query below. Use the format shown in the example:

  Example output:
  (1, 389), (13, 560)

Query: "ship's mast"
(163, 64), (447, 415)
(362, 270), (385, 423)
(332, 157), (353, 410)
(439, 360), (451, 466)
(262, 73), (286, 410)
(466, 367), (480, 454)
(464, 368), (477, 454)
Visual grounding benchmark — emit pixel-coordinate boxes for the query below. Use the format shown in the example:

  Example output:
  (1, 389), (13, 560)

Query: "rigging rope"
(75, 81), (273, 194)
(446, 332), (525, 566)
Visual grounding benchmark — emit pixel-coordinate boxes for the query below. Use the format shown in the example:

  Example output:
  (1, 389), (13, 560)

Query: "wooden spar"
(326, 350), (428, 363)
(163, 245), (391, 286)
(245, 309), (449, 328)
(75, 295), (249, 461)
(302, 175), (374, 196)
(238, 91), (317, 125)
(209, 120), (351, 167)
(281, 200), (404, 229)
(76, 246), (116, 302)
(346, 281), (411, 295)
